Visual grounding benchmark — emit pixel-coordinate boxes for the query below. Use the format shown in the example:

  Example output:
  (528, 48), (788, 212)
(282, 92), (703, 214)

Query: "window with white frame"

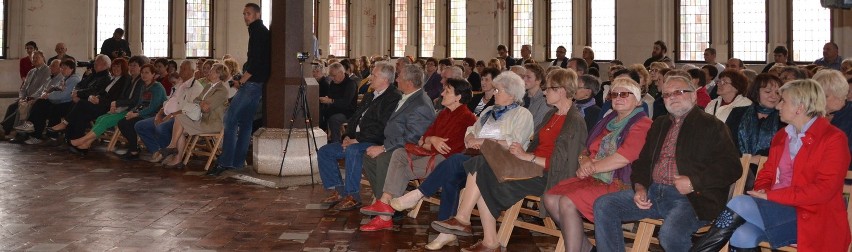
(791, 0), (831, 62)
(449, 0), (466, 58)
(420, 0), (436, 57)
(731, 0), (766, 62)
(590, 0), (615, 61)
(143, 0), (170, 58)
(328, 0), (348, 57)
(186, 0), (212, 58)
(96, 0), (126, 56)
(677, 0), (710, 61)
(512, 0), (533, 58)
(392, 0), (408, 57)
(549, 0), (572, 59)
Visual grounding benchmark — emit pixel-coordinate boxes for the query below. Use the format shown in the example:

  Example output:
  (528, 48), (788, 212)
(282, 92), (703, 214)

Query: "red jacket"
(755, 117), (851, 252)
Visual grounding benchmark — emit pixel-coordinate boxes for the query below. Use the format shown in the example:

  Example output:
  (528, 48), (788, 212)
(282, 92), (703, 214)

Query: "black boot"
(690, 208), (747, 252)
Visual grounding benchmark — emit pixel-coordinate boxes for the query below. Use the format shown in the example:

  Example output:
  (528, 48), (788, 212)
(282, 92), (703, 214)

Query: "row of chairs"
(402, 154), (852, 252)
(100, 126), (224, 171)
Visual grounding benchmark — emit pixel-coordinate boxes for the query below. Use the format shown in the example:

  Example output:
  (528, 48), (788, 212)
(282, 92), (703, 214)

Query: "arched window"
(449, 0), (466, 58)
(511, 0), (533, 58)
(548, 0), (572, 59)
(186, 0), (212, 58)
(328, 0), (348, 57)
(791, 0), (831, 62)
(676, 0), (710, 61)
(391, 0), (408, 57)
(143, 0), (171, 58)
(96, 0), (127, 57)
(731, 0), (766, 62)
(420, 0), (436, 57)
(590, 0), (615, 60)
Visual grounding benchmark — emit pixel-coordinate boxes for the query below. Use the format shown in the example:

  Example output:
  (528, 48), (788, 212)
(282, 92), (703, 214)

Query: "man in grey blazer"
(359, 64), (436, 231)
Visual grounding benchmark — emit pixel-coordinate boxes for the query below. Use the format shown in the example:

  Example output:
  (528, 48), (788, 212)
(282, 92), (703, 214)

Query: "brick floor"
(0, 141), (562, 251)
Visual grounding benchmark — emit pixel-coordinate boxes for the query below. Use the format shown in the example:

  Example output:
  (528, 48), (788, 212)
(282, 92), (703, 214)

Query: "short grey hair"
(328, 62), (344, 74)
(311, 63), (324, 71)
(579, 74), (601, 95)
(492, 71), (526, 104)
(397, 57), (411, 65)
(181, 60), (195, 71)
(373, 61), (396, 83)
(402, 64), (425, 88)
(665, 75), (695, 91)
(445, 66), (463, 79)
(95, 54), (111, 68)
(813, 69), (849, 100)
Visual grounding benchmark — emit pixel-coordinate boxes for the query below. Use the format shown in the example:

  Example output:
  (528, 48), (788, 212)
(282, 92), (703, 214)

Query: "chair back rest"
(729, 155), (768, 199)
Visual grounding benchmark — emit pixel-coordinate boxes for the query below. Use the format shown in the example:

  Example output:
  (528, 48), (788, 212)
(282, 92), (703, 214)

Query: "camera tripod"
(279, 61), (320, 185)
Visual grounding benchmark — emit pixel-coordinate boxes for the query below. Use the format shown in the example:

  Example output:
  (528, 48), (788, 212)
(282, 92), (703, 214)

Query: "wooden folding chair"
(496, 195), (566, 252)
(406, 179), (443, 219)
(181, 130), (224, 170)
(629, 154), (764, 252)
(103, 126), (126, 152)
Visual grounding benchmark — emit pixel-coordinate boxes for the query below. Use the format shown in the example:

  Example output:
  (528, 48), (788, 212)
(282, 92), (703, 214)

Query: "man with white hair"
(62, 54), (114, 150)
(16, 58), (63, 144)
(317, 62), (402, 211)
(47, 43), (74, 64)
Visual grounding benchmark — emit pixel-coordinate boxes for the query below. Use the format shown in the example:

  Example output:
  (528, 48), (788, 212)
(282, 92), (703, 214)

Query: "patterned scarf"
(737, 104), (780, 154)
(576, 97), (596, 117)
(593, 108), (643, 183)
(480, 103), (519, 125)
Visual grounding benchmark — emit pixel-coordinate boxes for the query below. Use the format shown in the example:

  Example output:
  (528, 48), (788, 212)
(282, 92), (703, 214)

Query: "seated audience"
(594, 75), (741, 252)
(762, 46), (793, 73)
(318, 62), (357, 143)
(154, 58), (173, 96)
(814, 42), (842, 70)
(136, 60), (203, 163)
(51, 55), (119, 148)
(467, 67), (500, 116)
(706, 69), (753, 122)
(687, 68), (712, 108)
(779, 66), (807, 84)
(813, 69), (851, 170)
(648, 62), (670, 99)
(429, 68), (586, 251)
(358, 64), (436, 231)
(160, 63), (230, 168)
(316, 62), (402, 211)
(115, 64), (168, 160)
(3, 50), (50, 139)
(32, 59), (81, 142)
(582, 46), (600, 71)
(523, 63), (552, 126)
(389, 71), (534, 250)
(463, 58), (482, 91)
(19, 58), (63, 144)
(19, 41), (37, 81)
(544, 77), (652, 252)
(691, 79), (851, 251)
(423, 57), (442, 100)
(576, 74), (602, 131)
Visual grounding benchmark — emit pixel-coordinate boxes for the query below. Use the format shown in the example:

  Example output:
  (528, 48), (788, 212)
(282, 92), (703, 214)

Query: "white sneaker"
(24, 138), (42, 145)
(14, 121), (34, 133)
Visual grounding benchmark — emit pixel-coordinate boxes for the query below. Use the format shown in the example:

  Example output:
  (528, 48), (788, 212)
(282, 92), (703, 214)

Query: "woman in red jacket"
(691, 79), (851, 252)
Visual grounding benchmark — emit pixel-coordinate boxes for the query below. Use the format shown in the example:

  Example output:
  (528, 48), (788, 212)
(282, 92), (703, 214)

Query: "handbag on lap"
(480, 139), (544, 183)
(404, 143), (438, 178)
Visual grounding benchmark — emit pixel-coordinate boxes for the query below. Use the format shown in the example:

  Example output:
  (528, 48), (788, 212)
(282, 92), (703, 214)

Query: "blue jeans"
(135, 117), (174, 153)
(218, 81), (263, 168)
(317, 141), (375, 200)
(418, 153), (470, 220)
(593, 183), (706, 252)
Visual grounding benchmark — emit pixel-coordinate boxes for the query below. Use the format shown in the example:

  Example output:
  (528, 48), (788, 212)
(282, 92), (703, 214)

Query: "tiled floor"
(0, 141), (561, 251)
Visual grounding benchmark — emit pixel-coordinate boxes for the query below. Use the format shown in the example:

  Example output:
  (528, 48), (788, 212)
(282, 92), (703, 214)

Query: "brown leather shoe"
(431, 217), (473, 236)
(460, 240), (502, 252)
(322, 191), (342, 204)
(333, 195), (363, 211)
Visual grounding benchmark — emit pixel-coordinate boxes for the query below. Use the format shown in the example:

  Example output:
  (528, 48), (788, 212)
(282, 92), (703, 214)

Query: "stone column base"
(252, 127), (327, 177)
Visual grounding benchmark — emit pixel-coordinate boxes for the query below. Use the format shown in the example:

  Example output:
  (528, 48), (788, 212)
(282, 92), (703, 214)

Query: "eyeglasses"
(608, 92), (634, 99)
(717, 80), (732, 86)
(661, 90), (694, 99)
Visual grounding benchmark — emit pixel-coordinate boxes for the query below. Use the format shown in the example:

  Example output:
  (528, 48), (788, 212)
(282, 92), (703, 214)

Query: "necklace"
(545, 114), (566, 131)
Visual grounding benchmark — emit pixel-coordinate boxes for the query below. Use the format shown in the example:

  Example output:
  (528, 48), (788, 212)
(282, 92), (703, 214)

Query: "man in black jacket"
(317, 61), (401, 211)
(100, 28), (132, 59)
(208, 3), (270, 175)
(593, 76), (741, 252)
(63, 54), (113, 143)
(319, 62), (357, 143)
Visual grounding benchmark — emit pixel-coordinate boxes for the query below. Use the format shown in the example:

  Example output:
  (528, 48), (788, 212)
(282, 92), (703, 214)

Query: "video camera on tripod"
(296, 52), (310, 62)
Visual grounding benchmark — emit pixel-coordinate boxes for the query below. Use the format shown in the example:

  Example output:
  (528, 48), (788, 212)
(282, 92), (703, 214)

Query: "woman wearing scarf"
(692, 79), (851, 252)
(724, 74), (784, 190)
(389, 72), (534, 250)
(428, 68), (587, 252)
(543, 78), (652, 252)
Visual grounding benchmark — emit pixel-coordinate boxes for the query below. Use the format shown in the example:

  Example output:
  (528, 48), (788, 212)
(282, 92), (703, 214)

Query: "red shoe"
(359, 216), (394, 231)
(359, 200), (394, 216)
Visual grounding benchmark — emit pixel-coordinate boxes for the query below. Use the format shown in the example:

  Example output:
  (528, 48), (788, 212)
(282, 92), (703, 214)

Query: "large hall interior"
(0, 0), (851, 251)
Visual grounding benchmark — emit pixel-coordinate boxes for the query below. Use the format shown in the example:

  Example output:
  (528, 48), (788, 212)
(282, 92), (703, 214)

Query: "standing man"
(815, 42), (842, 70)
(593, 76), (741, 251)
(207, 2), (270, 176)
(100, 28), (132, 59)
